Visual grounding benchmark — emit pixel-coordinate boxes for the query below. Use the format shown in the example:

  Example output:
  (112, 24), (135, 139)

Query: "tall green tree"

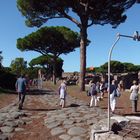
(101, 60), (124, 73)
(17, 0), (138, 91)
(17, 26), (80, 84)
(29, 55), (63, 79)
(10, 58), (27, 75)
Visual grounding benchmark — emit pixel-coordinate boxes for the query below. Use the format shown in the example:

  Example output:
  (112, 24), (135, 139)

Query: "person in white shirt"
(130, 80), (139, 112)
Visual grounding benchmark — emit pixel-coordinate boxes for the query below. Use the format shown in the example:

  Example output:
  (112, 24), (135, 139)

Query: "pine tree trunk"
(52, 55), (57, 85)
(79, 26), (87, 91)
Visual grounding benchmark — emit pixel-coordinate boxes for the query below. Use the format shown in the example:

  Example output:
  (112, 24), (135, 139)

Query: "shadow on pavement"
(69, 103), (80, 107)
(122, 112), (140, 116)
(27, 89), (56, 95)
(23, 107), (57, 112)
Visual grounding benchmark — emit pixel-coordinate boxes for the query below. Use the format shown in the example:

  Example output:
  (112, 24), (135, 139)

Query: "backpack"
(113, 89), (121, 97)
(90, 84), (97, 96)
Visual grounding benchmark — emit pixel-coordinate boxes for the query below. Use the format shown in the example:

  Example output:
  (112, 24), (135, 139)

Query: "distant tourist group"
(86, 79), (139, 114)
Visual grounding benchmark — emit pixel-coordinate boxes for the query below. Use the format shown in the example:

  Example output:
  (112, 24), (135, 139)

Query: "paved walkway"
(0, 88), (140, 140)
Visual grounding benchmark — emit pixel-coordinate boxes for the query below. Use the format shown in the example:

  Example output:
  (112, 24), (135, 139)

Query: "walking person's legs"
(132, 100), (135, 112)
(18, 92), (21, 102)
(94, 95), (98, 106)
(135, 100), (137, 112)
(60, 98), (65, 108)
(132, 100), (137, 112)
(18, 92), (22, 110)
(90, 96), (94, 107)
(21, 93), (26, 107)
(101, 92), (104, 99)
(112, 98), (116, 113)
(62, 99), (65, 108)
(19, 92), (26, 110)
(60, 98), (63, 106)
(110, 94), (116, 113)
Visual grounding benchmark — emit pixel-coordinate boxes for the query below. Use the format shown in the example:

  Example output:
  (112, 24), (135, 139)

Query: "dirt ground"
(0, 82), (140, 140)
(0, 94), (17, 109)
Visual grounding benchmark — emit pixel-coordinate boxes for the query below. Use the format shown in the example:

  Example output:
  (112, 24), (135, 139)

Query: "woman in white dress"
(59, 80), (67, 108)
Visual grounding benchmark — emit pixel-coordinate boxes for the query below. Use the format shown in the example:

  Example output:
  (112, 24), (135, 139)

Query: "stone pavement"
(0, 89), (140, 140)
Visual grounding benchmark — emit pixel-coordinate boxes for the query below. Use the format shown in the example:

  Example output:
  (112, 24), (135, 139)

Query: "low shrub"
(0, 69), (16, 90)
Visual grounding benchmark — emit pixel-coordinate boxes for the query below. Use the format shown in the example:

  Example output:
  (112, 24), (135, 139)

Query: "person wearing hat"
(130, 80), (139, 113)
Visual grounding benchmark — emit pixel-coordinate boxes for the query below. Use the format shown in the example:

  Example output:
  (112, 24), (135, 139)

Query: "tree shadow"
(27, 89), (56, 95)
(101, 106), (124, 110)
(23, 107), (57, 112)
(100, 107), (107, 109)
(69, 103), (80, 107)
(122, 112), (140, 117)
(0, 88), (17, 94)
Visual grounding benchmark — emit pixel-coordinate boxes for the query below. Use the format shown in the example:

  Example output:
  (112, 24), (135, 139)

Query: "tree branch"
(39, 16), (63, 22)
(57, 9), (81, 28)
(87, 20), (94, 27)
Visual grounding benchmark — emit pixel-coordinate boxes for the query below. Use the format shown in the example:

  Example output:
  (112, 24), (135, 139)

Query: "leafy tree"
(17, 26), (80, 84)
(29, 55), (63, 78)
(10, 58), (27, 75)
(29, 55), (52, 68)
(94, 67), (104, 74)
(94, 61), (140, 73)
(17, 0), (137, 91)
(134, 65), (140, 72)
(25, 67), (41, 79)
(123, 62), (136, 72)
(101, 60), (124, 73)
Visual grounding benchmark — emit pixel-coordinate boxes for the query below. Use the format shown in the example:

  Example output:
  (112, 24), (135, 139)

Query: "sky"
(0, 1), (140, 72)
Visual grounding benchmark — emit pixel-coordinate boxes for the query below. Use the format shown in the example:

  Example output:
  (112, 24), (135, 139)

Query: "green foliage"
(123, 62), (135, 72)
(29, 55), (64, 78)
(29, 54), (63, 67)
(17, 26), (80, 56)
(101, 60), (124, 73)
(24, 67), (40, 79)
(17, 0), (136, 28)
(10, 58), (27, 75)
(94, 60), (140, 73)
(94, 67), (104, 74)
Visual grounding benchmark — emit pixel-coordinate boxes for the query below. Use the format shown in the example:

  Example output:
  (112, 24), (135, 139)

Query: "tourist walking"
(100, 80), (108, 99)
(58, 80), (67, 108)
(130, 80), (139, 113)
(96, 81), (101, 101)
(15, 74), (27, 110)
(89, 81), (98, 107)
(109, 80), (118, 114)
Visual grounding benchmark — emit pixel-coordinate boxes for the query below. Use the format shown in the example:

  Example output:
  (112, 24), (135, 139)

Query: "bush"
(0, 69), (16, 90)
